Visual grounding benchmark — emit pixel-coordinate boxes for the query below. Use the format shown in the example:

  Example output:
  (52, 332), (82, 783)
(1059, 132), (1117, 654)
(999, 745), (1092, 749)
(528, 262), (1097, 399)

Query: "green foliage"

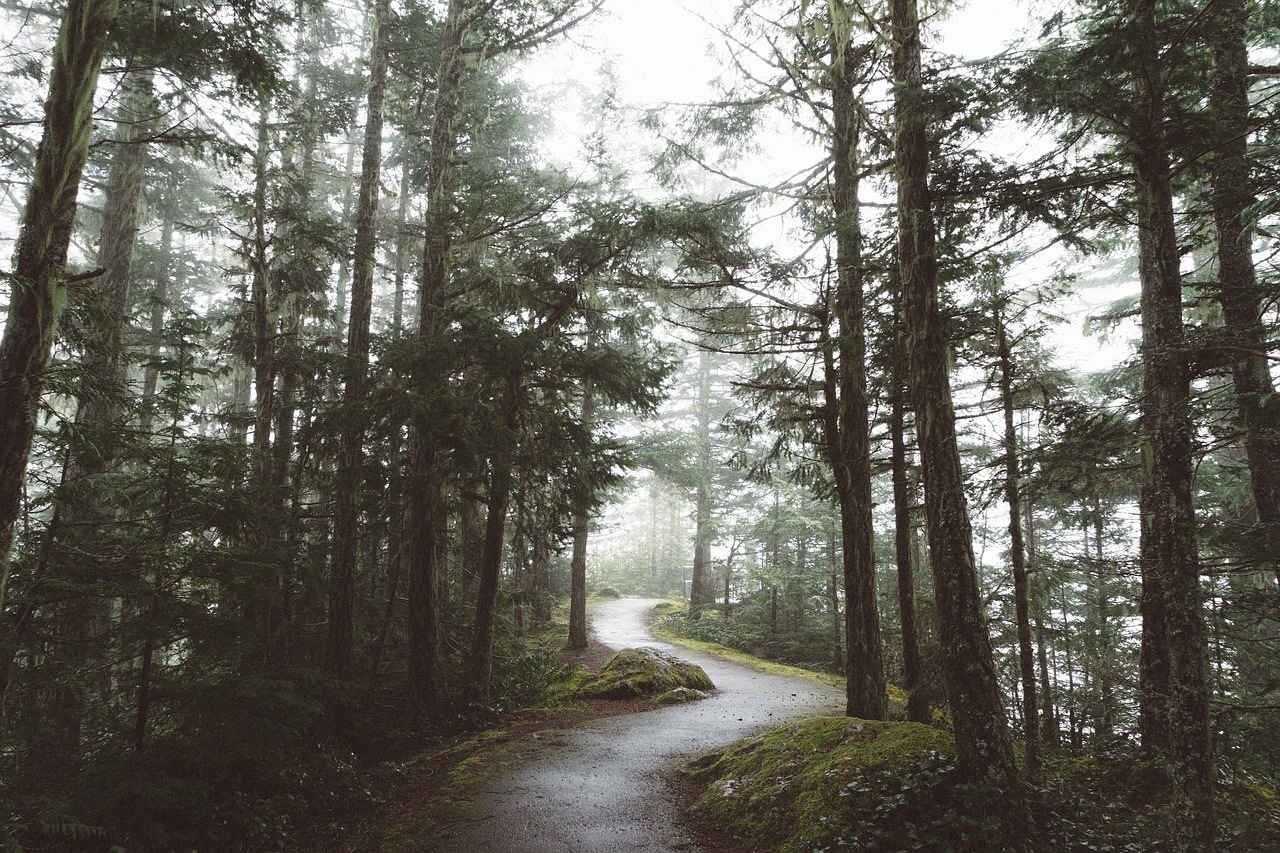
(660, 589), (840, 674)
(819, 751), (1026, 852)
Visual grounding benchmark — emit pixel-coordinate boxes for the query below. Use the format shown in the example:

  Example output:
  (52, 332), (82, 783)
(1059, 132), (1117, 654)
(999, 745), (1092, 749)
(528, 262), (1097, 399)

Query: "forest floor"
(301, 598), (841, 853)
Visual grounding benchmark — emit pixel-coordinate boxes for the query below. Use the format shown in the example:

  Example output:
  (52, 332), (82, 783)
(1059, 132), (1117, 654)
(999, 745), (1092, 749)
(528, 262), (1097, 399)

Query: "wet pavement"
(431, 598), (842, 852)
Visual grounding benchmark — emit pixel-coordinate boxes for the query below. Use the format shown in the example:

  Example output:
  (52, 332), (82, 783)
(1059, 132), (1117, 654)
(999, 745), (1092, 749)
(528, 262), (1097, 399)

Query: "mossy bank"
(682, 716), (1280, 852)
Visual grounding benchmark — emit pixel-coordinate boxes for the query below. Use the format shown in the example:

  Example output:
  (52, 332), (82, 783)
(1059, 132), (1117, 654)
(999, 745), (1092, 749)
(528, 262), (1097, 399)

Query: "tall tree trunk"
(532, 522), (551, 626)
(824, 12), (885, 721)
(1127, 1), (1214, 846)
(997, 316), (1041, 780)
(472, 373), (521, 693)
(0, 0), (120, 610)
(689, 347), (714, 616)
(828, 526), (843, 671)
(327, 0), (392, 680)
(245, 99), (285, 667)
(407, 0), (469, 722)
(890, 333), (928, 724)
(568, 382), (595, 649)
(458, 493), (484, 603)
(1027, 498), (1059, 748)
(392, 159), (413, 336)
(891, 0), (1018, 784)
(1210, 0), (1280, 590)
(1091, 511), (1115, 740)
(141, 170), (179, 430)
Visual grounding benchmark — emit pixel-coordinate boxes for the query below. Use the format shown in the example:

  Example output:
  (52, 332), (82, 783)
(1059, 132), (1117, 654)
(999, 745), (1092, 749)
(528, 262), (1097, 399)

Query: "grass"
(650, 602), (846, 692)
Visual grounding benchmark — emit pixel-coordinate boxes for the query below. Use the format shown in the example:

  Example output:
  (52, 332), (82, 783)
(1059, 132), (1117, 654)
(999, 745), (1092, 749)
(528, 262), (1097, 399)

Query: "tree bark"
(1210, 0), (1280, 589)
(471, 373), (521, 695)
(890, 0), (1018, 783)
(140, 169), (178, 430)
(1127, 0), (1214, 845)
(997, 316), (1041, 780)
(890, 331), (928, 724)
(327, 0), (392, 680)
(407, 0), (469, 722)
(568, 381), (595, 649)
(1027, 497), (1059, 748)
(823, 12), (885, 721)
(689, 347), (714, 616)
(0, 0), (120, 611)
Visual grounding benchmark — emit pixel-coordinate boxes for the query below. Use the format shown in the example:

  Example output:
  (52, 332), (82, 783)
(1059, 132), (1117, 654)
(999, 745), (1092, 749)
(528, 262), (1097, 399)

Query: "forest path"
(431, 597), (841, 852)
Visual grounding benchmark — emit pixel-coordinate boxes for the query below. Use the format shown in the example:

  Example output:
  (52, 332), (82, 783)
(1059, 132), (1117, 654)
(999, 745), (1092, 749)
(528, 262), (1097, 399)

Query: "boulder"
(577, 646), (714, 699)
(653, 686), (712, 706)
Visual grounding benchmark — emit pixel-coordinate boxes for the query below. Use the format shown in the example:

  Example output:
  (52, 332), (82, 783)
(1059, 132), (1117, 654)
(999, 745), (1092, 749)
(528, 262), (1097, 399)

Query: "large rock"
(577, 646), (714, 699)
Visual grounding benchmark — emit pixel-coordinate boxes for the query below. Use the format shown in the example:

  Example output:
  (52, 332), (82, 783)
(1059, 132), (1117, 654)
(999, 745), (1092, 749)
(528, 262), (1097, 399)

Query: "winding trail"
(433, 598), (842, 852)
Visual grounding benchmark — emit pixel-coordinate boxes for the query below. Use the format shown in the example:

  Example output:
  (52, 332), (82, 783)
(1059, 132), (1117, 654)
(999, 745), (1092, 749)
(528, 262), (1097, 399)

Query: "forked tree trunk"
(890, 0), (1019, 786)
(472, 373), (521, 694)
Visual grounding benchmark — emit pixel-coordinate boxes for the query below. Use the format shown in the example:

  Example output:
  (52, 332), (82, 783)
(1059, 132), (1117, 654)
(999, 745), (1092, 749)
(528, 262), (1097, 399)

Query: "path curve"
(432, 598), (841, 852)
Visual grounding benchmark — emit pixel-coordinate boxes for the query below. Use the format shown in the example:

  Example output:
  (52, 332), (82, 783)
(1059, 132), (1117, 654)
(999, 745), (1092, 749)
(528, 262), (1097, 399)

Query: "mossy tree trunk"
(0, 0), (120, 613)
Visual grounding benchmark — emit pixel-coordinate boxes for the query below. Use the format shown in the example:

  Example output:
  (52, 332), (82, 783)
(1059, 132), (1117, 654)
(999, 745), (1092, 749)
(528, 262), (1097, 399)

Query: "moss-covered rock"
(595, 586), (623, 598)
(576, 647), (714, 699)
(684, 716), (953, 853)
(653, 687), (711, 706)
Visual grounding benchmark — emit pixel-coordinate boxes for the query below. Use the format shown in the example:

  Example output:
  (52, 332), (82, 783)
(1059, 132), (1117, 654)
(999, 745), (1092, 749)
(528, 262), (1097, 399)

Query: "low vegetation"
(683, 718), (1280, 852)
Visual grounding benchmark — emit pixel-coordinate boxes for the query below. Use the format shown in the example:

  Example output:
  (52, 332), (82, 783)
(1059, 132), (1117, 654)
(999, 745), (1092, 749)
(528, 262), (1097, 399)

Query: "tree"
(327, 0), (393, 682)
(889, 0), (1019, 784)
(824, 5), (885, 721)
(403, 0), (603, 722)
(992, 294), (1042, 780)
(688, 346), (715, 617)
(1208, 0), (1280, 590)
(0, 0), (120, 612)
(1124, 0), (1213, 844)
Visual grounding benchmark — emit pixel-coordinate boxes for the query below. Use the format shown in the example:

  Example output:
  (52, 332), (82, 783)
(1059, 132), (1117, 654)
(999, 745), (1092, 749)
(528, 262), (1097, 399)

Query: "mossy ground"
(681, 717), (1280, 852)
(683, 716), (953, 852)
(651, 602), (844, 692)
